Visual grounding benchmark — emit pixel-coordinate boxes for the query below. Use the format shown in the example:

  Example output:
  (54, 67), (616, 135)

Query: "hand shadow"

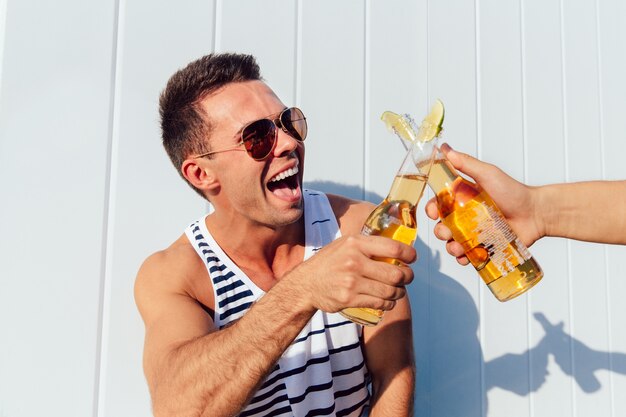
(534, 312), (626, 393)
(303, 181), (626, 416)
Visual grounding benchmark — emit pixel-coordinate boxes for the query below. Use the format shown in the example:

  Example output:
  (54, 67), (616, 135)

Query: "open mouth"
(267, 165), (300, 199)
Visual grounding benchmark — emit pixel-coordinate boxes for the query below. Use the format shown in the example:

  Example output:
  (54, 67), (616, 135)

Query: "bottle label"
(481, 203), (521, 275)
(361, 224), (374, 235)
(362, 213), (415, 245)
(448, 198), (531, 277)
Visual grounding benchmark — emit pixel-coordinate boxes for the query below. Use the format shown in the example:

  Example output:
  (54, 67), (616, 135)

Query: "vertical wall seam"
(425, 1), (432, 415)
(294, 0), (302, 107)
(473, 1), (486, 416)
(214, 0), (222, 53)
(425, 0), (430, 108)
(594, 1), (614, 415)
(595, 0), (606, 182)
(206, 0), (221, 214)
(559, 0), (577, 415)
(0, 0), (8, 98)
(559, 1), (569, 181)
(211, 0), (218, 52)
(519, 0), (529, 187)
(94, 0), (123, 415)
(519, 0), (534, 415)
(474, 0), (482, 160)
(363, 0), (370, 201)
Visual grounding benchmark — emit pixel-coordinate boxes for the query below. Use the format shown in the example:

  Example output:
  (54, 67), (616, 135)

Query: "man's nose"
(273, 128), (301, 158)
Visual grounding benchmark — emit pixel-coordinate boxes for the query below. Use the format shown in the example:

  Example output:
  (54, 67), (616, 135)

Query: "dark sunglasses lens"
(242, 119), (276, 160)
(281, 108), (307, 141)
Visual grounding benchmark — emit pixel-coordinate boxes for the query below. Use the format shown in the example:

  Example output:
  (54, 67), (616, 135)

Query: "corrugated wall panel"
(0, 1), (117, 416)
(365, 1), (431, 416)
(478, 1), (532, 416)
(562, 0), (612, 415)
(0, 0), (6, 91)
(219, 0), (297, 104)
(600, 1), (626, 416)
(2, 1), (626, 417)
(426, 1), (484, 416)
(97, 1), (215, 416)
(521, 0), (574, 415)
(299, 0), (366, 198)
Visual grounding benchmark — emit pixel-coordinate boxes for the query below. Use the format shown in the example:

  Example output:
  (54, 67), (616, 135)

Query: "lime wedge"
(381, 111), (418, 142)
(381, 99), (445, 144)
(416, 99), (445, 142)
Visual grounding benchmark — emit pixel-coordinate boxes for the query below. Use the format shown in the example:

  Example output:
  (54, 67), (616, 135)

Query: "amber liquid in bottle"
(340, 173), (427, 326)
(428, 157), (543, 301)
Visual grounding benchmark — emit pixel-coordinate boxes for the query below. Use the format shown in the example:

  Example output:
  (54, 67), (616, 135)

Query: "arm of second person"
(426, 144), (626, 254)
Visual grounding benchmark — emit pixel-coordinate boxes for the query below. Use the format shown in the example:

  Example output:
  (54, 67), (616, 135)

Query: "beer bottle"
(391, 101), (543, 302)
(426, 152), (543, 301)
(340, 115), (438, 326)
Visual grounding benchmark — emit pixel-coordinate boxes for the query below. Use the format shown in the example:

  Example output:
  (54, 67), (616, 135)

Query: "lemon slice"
(381, 99), (445, 143)
(381, 111), (418, 142)
(416, 99), (445, 142)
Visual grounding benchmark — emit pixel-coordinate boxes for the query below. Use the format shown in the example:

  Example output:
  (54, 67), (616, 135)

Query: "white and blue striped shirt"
(185, 190), (370, 417)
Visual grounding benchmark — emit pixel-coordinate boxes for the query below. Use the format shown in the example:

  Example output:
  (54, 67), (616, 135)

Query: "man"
(426, 143), (626, 260)
(135, 53), (416, 417)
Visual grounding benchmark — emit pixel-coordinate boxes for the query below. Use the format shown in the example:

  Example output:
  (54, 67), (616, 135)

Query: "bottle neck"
(386, 139), (437, 205)
(386, 174), (426, 205)
(426, 150), (461, 193)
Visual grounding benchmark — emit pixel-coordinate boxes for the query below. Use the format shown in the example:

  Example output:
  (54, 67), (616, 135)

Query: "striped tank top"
(185, 189), (370, 417)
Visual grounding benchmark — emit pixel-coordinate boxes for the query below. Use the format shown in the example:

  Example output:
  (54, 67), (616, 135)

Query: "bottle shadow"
(414, 235), (626, 416)
(306, 181), (626, 417)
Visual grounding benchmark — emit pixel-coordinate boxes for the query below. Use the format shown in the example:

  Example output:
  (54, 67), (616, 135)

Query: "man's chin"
(274, 205), (304, 227)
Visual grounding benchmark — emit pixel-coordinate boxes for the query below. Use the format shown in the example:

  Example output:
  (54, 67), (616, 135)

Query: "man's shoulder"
(134, 233), (217, 339)
(325, 193), (375, 235)
(135, 234), (205, 299)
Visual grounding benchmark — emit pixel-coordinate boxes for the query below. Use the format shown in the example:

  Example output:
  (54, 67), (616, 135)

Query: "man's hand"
(289, 233), (416, 313)
(425, 143), (545, 265)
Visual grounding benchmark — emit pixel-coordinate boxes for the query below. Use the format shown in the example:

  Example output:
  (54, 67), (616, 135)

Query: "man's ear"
(181, 159), (220, 192)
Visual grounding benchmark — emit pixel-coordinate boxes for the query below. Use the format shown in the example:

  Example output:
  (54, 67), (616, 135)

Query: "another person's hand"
(425, 143), (545, 265)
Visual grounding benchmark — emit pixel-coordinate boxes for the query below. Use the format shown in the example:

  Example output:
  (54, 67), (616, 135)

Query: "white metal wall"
(1, 1), (625, 416)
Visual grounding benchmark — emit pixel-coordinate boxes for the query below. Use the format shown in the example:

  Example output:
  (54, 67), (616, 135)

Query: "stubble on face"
(200, 81), (306, 230)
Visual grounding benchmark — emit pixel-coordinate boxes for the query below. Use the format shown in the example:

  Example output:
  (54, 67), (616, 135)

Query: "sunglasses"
(193, 107), (307, 161)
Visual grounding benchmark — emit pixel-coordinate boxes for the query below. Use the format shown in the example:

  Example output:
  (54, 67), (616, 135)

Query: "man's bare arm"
(364, 296), (415, 417)
(136, 234), (415, 417)
(136, 252), (316, 417)
(331, 197), (416, 417)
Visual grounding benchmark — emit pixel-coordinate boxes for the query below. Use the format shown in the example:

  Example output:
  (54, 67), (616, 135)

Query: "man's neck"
(204, 213), (305, 282)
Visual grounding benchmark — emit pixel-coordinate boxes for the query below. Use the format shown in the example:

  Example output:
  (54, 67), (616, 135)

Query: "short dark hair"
(159, 53), (262, 196)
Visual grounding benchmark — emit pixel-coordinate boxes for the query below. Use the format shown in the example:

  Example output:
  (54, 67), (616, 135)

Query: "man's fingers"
(360, 259), (414, 287)
(358, 235), (417, 266)
(349, 295), (398, 312)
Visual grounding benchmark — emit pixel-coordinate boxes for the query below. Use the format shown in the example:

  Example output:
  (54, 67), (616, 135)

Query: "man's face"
(199, 80), (306, 228)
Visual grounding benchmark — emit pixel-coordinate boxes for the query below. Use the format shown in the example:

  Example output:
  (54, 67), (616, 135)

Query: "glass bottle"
(427, 150), (543, 301)
(340, 137), (437, 325)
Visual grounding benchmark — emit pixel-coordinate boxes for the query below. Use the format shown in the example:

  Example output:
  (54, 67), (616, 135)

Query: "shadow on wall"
(306, 180), (626, 417)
